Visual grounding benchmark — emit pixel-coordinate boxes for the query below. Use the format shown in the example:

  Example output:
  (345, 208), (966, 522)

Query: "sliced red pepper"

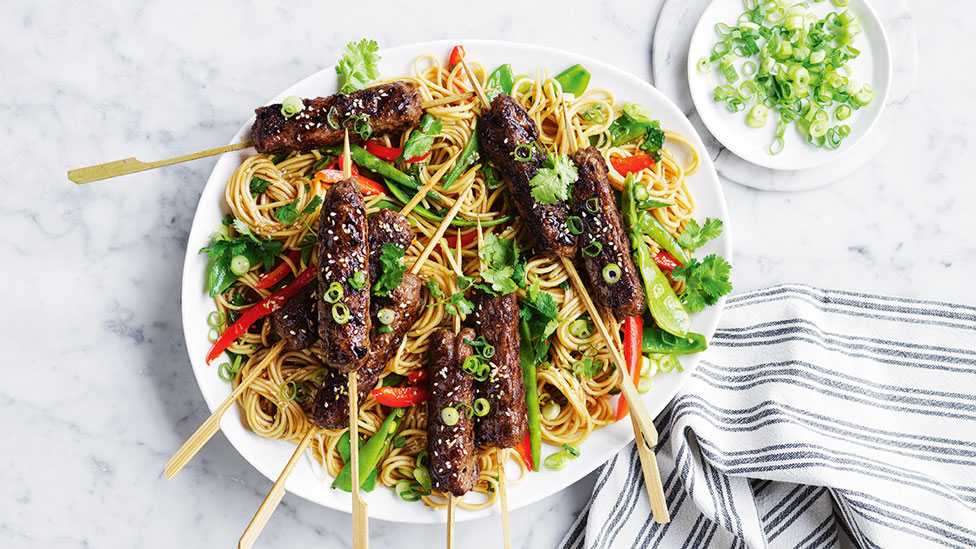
(371, 386), (429, 407)
(206, 266), (316, 364)
(254, 250), (302, 290)
(364, 140), (401, 162)
(610, 154), (655, 176)
(448, 45), (465, 68)
(516, 433), (534, 471)
(406, 150), (431, 163)
(314, 169), (386, 197)
(407, 370), (428, 384)
(653, 250), (683, 273)
(615, 316), (644, 421)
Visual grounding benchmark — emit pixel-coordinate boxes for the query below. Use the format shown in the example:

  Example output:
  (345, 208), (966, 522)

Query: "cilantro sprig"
(200, 219), (282, 297)
(670, 254), (733, 312)
(675, 218), (723, 252)
(425, 278), (475, 316)
(336, 39), (382, 94)
(519, 280), (564, 365)
(374, 243), (406, 296)
(478, 233), (527, 295)
(528, 150), (578, 205)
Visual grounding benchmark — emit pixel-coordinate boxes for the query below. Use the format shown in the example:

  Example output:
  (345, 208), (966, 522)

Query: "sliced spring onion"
(513, 144), (533, 162)
(441, 406), (459, 426)
(377, 308), (395, 325)
(562, 443), (581, 459)
(349, 270), (367, 290)
(746, 104), (769, 128)
(473, 398), (490, 417)
(394, 479), (418, 501)
(567, 215), (583, 235)
(582, 241), (603, 258)
(324, 281), (344, 303)
(697, 56), (711, 73)
(332, 303), (351, 324)
(638, 376), (652, 393)
(413, 465), (432, 491)
(602, 263), (622, 284)
(482, 344), (495, 358)
(542, 400), (561, 421)
(835, 104), (851, 120)
(207, 311), (226, 328)
(279, 380), (299, 401)
(378, 325), (393, 334)
(207, 328), (220, 343)
(544, 452), (568, 471)
(462, 355), (479, 375)
(584, 197), (600, 214)
(281, 96), (304, 119)
(230, 255), (250, 276)
(570, 319), (592, 338)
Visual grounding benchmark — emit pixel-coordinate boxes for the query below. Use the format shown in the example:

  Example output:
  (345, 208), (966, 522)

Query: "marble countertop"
(4, 0), (974, 547)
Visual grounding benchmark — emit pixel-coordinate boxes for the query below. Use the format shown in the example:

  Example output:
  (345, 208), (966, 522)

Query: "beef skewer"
(458, 54), (667, 511)
(67, 83), (474, 184)
(240, 131), (371, 549)
(163, 147), (470, 479)
(559, 101), (670, 523)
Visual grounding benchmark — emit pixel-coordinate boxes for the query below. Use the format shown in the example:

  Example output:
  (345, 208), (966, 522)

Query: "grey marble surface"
(3, 0), (974, 548)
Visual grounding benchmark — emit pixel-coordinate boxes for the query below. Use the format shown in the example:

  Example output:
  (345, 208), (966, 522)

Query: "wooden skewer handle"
(629, 419), (670, 523)
(164, 344), (280, 479)
(67, 140), (253, 184)
(239, 429), (317, 549)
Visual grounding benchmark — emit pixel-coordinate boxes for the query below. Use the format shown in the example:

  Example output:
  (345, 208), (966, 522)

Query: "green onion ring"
(602, 263), (622, 284)
(324, 281), (344, 303)
(473, 398), (490, 417)
(349, 270), (367, 290)
(377, 308), (395, 325)
(566, 215), (583, 235)
(441, 406), (459, 426)
(207, 311), (226, 328)
(332, 303), (351, 324)
(582, 241), (603, 257)
(544, 452), (568, 471)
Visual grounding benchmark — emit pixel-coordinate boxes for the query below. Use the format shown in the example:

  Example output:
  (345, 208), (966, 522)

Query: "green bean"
(519, 319), (542, 471)
(642, 325), (707, 354)
(442, 129), (480, 190)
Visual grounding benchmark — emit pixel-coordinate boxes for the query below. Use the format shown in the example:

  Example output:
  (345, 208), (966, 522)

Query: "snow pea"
(333, 407), (405, 492)
(442, 130), (480, 190)
(486, 64), (515, 101)
(641, 324), (707, 355)
(554, 63), (591, 96)
(519, 319), (542, 471)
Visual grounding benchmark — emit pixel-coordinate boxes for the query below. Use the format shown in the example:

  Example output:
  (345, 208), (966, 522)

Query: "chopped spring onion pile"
(699, 0), (872, 154)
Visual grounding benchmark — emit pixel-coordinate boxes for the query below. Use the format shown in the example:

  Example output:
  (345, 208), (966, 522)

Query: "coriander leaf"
(528, 153), (577, 205)
(400, 132), (434, 161)
(638, 120), (665, 162)
(336, 39), (381, 94)
(374, 243), (406, 296)
(519, 280), (564, 364)
(275, 198), (301, 226)
(232, 218), (254, 238)
(453, 294), (475, 316)
(199, 225), (282, 297)
(670, 254), (732, 313)
(301, 195), (323, 215)
(250, 176), (272, 195)
(479, 233), (525, 295)
(675, 218), (723, 251)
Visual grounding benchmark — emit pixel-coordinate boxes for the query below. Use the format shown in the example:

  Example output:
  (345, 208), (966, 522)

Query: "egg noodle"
(209, 53), (700, 510)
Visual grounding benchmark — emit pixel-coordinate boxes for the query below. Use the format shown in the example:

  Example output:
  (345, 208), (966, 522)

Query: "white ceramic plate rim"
(687, 0), (893, 171)
(180, 39), (732, 524)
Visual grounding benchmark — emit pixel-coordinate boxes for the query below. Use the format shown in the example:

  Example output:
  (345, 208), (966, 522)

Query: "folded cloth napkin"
(559, 284), (976, 549)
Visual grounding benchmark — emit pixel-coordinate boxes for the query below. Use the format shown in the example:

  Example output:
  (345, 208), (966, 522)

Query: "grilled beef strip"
(479, 94), (577, 258)
(571, 147), (646, 317)
(468, 290), (528, 448)
(312, 273), (426, 430)
(251, 81), (423, 154)
(427, 328), (479, 497)
(317, 178), (371, 372)
(271, 283), (318, 350)
(367, 208), (413, 285)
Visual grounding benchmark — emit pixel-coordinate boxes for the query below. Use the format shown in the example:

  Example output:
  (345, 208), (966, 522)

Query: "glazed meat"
(251, 81), (424, 154)
(312, 273), (426, 430)
(317, 178), (371, 372)
(427, 328), (479, 497)
(571, 147), (646, 317)
(271, 283), (318, 350)
(468, 290), (528, 448)
(367, 208), (413, 285)
(479, 94), (577, 258)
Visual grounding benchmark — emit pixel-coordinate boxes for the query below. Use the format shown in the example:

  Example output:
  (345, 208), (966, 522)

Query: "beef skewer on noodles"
(67, 81), (474, 183)
(458, 51), (665, 504)
(559, 100), (670, 522)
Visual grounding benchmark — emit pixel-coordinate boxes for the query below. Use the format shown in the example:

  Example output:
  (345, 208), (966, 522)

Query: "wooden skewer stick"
(456, 55), (491, 108)
(238, 428), (317, 549)
(342, 130), (370, 549)
(560, 101), (669, 522)
(474, 220), (511, 549)
(397, 149), (466, 217)
(67, 93), (475, 184)
(164, 340), (286, 479)
(447, 495), (457, 549)
(408, 177), (477, 277)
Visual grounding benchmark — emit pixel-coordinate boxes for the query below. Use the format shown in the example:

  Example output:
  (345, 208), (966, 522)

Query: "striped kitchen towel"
(559, 284), (976, 549)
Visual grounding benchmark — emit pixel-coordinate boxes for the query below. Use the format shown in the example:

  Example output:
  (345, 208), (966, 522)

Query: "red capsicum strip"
(206, 266), (316, 364)
(653, 250), (683, 272)
(448, 45), (465, 67)
(364, 141), (431, 164)
(516, 434), (534, 471)
(254, 250), (302, 290)
(407, 370), (428, 383)
(615, 316), (644, 421)
(371, 386), (429, 407)
(610, 154), (655, 176)
(314, 169), (386, 196)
